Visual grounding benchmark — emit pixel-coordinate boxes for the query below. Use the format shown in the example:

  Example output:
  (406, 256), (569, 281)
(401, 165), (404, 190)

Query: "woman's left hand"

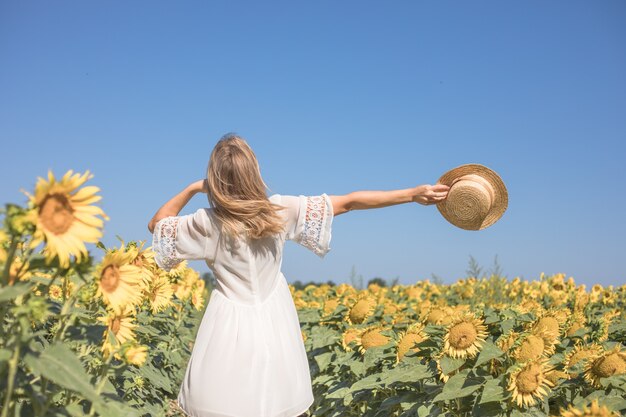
(189, 179), (209, 194)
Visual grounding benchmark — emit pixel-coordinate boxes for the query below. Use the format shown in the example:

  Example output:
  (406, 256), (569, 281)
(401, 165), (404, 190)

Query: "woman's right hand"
(412, 184), (450, 206)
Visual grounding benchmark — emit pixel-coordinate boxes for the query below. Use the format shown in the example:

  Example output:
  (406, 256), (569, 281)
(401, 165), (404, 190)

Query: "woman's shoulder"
(269, 193), (281, 202)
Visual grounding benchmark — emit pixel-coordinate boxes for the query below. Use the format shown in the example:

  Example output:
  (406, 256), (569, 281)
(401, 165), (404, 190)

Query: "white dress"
(151, 193), (334, 417)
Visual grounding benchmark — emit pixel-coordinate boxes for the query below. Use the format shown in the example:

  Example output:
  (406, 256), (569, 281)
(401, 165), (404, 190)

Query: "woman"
(148, 133), (449, 417)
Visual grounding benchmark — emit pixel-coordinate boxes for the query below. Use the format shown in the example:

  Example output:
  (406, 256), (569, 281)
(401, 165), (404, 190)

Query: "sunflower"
(595, 309), (621, 343)
(544, 368), (569, 385)
(354, 325), (391, 355)
(95, 245), (144, 313)
(294, 296), (307, 309)
(507, 358), (555, 408)
(583, 344), (626, 388)
(529, 310), (563, 343)
(48, 284), (63, 301)
(166, 260), (189, 281)
(566, 311), (588, 337)
(0, 231), (8, 265)
(98, 305), (137, 357)
(564, 342), (603, 370)
(173, 267), (199, 301)
(424, 307), (447, 325)
(322, 297), (340, 317)
(124, 344), (148, 366)
(128, 242), (157, 288)
(395, 322), (427, 364)
(559, 398), (620, 417)
(191, 286), (205, 311)
(6, 256), (32, 285)
(511, 333), (550, 363)
(442, 312), (488, 359)
(382, 300), (400, 316)
(341, 327), (361, 352)
(404, 286), (423, 300)
(345, 294), (377, 325)
(146, 270), (174, 314)
(497, 330), (520, 353)
(23, 170), (108, 269)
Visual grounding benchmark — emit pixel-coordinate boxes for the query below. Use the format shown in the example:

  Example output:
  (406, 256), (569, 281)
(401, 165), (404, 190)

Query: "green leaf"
(349, 357), (366, 376)
(314, 351), (334, 372)
(381, 363), (432, 385)
(309, 326), (338, 349)
(139, 364), (173, 393)
(349, 373), (383, 392)
(585, 394), (626, 412)
(474, 341), (505, 368)
(500, 318), (515, 335)
(0, 282), (33, 302)
(473, 401), (505, 416)
(0, 348), (12, 362)
(439, 355), (465, 374)
(24, 343), (101, 404)
(432, 369), (482, 402)
(479, 376), (506, 404)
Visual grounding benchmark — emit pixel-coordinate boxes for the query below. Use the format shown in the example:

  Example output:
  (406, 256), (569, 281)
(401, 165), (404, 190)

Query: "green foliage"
(297, 273), (626, 417)
(0, 200), (207, 417)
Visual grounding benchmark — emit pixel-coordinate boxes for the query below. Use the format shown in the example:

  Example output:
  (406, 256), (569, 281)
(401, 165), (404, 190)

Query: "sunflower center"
(567, 321), (584, 336)
(569, 349), (593, 366)
(343, 329), (359, 346)
(101, 265), (121, 293)
(360, 329), (389, 350)
(111, 317), (121, 334)
(39, 193), (74, 235)
(449, 322), (477, 349)
(349, 299), (373, 324)
(535, 317), (560, 338)
(516, 365), (541, 393)
(593, 353), (626, 377)
(516, 335), (545, 361)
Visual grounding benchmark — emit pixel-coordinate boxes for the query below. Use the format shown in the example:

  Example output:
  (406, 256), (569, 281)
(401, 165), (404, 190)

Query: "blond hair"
(206, 133), (286, 240)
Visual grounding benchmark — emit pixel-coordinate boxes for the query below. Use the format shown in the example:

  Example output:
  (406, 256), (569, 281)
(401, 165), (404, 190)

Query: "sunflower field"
(2, 170), (626, 417)
(294, 274), (626, 416)
(0, 170), (207, 416)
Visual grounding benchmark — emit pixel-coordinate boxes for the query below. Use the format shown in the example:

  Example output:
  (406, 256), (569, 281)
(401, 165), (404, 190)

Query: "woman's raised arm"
(328, 184), (449, 216)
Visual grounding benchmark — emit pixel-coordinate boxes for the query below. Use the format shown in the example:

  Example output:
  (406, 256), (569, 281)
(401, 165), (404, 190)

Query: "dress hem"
(176, 394), (314, 417)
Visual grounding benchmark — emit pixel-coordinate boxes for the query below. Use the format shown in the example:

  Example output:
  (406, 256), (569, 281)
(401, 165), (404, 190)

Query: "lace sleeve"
(293, 194), (334, 258)
(152, 217), (183, 272)
(151, 209), (212, 272)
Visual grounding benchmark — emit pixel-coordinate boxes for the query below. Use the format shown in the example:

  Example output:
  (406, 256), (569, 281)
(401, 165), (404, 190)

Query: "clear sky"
(1, 1), (625, 288)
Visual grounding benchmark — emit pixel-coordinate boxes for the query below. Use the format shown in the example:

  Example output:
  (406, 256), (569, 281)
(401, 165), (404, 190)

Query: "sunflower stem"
(1, 237), (19, 286)
(88, 353), (114, 416)
(1, 341), (21, 417)
(52, 283), (86, 343)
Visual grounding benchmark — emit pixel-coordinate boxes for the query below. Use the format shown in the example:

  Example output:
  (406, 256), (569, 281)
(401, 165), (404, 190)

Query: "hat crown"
(436, 164), (508, 231)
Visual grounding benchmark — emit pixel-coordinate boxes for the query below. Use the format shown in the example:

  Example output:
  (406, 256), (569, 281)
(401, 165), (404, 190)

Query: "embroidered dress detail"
(298, 194), (333, 258)
(153, 216), (183, 272)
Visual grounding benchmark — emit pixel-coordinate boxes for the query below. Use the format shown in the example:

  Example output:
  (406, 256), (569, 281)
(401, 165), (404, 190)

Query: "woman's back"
(152, 192), (334, 417)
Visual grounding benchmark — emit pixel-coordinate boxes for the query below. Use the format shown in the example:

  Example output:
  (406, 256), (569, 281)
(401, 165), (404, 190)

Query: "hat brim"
(436, 164), (508, 230)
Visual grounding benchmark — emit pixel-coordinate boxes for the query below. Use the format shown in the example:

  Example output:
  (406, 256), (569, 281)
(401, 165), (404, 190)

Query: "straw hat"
(436, 164), (508, 230)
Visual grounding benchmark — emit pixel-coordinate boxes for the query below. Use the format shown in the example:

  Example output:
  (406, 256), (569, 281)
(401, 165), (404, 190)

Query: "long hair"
(206, 133), (287, 241)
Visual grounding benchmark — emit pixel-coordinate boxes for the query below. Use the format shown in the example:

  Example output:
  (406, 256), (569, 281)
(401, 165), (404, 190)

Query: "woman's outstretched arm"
(328, 184), (449, 217)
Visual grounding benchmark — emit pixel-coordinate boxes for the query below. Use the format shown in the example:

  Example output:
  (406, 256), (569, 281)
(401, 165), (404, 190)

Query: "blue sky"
(1, 1), (625, 288)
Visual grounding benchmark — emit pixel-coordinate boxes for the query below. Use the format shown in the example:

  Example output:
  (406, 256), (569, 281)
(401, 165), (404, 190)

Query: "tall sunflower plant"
(0, 170), (208, 417)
